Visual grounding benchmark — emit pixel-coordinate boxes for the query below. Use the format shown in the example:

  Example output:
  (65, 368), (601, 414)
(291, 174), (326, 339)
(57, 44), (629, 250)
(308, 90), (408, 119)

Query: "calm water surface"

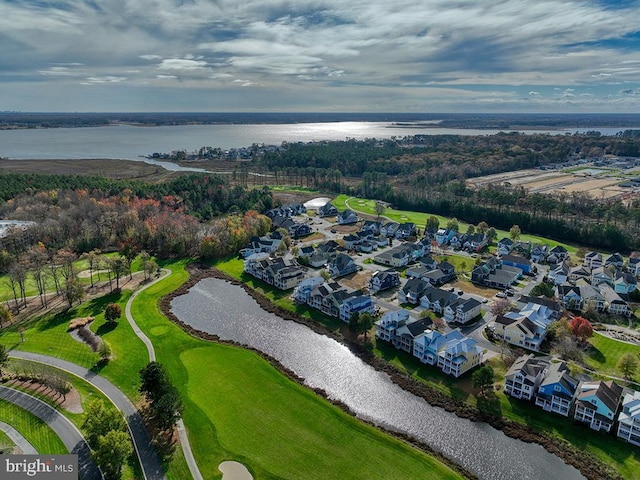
(170, 278), (585, 480)
(0, 122), (622, 164)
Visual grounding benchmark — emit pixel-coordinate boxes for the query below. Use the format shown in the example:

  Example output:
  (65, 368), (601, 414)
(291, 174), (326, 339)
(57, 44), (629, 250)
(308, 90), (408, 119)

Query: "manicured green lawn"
(584, 332), (640, 382)
(333, 194), (579, 253)
(129, 259), (462, 480)
(0, 399), (67, 454)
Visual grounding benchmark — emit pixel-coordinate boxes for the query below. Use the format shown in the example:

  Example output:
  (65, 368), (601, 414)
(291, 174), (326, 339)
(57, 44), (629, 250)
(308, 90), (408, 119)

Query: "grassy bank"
(0, 399), (67, 454)
(130, 259), (462, 479)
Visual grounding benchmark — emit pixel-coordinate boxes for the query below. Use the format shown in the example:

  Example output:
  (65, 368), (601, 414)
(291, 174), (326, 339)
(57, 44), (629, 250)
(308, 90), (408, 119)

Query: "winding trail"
(125, 269), (204, 480)
(0, 420), (38, 454)
(9, 351), (165, 480)
(0, 384), (102, 480)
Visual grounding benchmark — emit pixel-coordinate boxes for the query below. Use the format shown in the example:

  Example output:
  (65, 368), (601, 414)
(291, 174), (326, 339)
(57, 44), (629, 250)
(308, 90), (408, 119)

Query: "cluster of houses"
(266, 203), (312, 239)
(504, 353), (640, 447)
(553, 251), (638, 318)
(292, 277), (374, 322)
(375, 309), (484, 377)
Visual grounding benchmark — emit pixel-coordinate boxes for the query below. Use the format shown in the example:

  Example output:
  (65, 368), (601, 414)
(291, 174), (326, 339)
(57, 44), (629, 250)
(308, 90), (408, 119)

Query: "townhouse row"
(504, 354), (640, 447)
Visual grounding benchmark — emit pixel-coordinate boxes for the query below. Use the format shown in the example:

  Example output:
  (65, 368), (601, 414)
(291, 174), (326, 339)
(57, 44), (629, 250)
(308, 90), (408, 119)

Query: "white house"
(504, 354), (551, 401)
(618, 391), (640, 447)
(375, 309), (411, 342)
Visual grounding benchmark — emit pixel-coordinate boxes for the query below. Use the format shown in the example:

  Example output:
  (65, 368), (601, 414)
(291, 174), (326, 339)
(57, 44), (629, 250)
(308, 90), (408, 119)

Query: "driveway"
(0, 385), (102, 480)
(9, 351), (166, 480)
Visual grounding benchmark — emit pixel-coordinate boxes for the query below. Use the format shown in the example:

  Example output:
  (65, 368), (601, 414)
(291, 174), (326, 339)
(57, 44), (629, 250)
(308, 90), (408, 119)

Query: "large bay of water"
(170, 278), (585, 480)
(0, 122), (626, 165)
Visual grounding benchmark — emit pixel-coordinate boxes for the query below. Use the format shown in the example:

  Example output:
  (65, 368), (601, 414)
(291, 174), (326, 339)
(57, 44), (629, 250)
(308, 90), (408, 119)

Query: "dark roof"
(406, 318), (433, 336)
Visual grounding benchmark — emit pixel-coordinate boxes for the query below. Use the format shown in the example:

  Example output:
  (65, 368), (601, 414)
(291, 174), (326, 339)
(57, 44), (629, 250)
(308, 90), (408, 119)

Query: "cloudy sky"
(2, 0), (640, 112)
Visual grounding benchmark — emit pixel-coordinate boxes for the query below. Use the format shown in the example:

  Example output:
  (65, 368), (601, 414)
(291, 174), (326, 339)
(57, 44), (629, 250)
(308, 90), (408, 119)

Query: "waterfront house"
(375, 309), (410, 342)
(392, 318), (433, 352)
(339, 294), (375, 322)
(437, 336), (483, 378)
(534, 361), (579, 417)
(368, 270), (400, 294)
(504, 354), (551, 401)
(337, 209), (358, 225)
(413, 329), (464, 365)
(573, 380), (623, 433)
(617, 391), (640, 447)
(292, 276), (325, 303)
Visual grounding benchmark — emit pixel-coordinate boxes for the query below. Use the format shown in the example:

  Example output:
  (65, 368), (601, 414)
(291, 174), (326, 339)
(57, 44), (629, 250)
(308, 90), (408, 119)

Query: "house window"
(554, 385), (561, 392)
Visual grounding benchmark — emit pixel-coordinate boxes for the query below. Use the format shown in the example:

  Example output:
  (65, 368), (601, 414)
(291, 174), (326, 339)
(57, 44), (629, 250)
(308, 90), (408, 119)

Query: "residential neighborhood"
(240, 197), (640, 451)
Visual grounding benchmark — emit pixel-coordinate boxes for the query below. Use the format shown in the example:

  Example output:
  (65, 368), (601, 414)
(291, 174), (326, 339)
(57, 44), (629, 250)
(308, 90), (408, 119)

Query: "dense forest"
(238, 132), (640, 251)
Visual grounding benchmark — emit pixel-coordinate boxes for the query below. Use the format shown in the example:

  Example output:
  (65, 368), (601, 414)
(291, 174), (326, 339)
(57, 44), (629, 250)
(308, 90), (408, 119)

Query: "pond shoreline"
(160, 263), (619, 480)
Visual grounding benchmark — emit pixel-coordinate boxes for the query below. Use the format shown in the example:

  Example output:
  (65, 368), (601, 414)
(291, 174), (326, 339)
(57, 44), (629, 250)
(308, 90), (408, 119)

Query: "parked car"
(495, 292), (507, 299)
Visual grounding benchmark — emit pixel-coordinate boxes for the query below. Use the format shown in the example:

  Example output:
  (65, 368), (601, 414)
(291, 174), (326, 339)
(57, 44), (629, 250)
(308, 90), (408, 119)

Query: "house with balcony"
(534, 361), (579, 417)
(463, 233), (488, 252)
(444, 297), (482, 324)
(530, 244), (549, 263)
(600, 284), (632, 316)
(413, 329), (464, 365)
(504, 354), (551, 401)
(573, 380), (623, 433)
(361, 220), (382, 235)
(307, 281), (351, 317)
(339, 294), (375, 322)
(605, 252), (625, 269)
(569, 265), (592, 283)
(436, 336), (483, 377)
(548, 261), (570, 285)
(614, 271), (637, 296)
(583, 251), (603, 270)
(392, 318), (433, 352)
(591, 266), (615, 288)
(547, 245), (569, 264)
(375, 309), (411, 342)
(368, 270), (400, 293)
(627, 257), (640, 278)
(617, 391), (640, 447)
(292, 276), (325, 303)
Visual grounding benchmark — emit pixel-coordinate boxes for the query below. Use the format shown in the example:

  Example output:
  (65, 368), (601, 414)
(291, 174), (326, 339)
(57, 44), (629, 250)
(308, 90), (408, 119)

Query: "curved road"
(125, 269), (204, 480)
(0, 420), (37, 454)
(0, 385), (102, 480)
(9, 351), (165, 480)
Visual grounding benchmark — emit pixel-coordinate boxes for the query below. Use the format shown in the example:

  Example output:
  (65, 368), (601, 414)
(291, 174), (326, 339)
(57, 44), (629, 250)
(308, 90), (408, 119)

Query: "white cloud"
(158, 59), (209, 71)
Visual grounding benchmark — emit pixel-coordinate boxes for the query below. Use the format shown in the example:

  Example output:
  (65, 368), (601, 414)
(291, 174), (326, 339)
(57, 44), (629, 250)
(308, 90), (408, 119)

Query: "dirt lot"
(468, 167), (638, 200)
(340, 271), (371, 291)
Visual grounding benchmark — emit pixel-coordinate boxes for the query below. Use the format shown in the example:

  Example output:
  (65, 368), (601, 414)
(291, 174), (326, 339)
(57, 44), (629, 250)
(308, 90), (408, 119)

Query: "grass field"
(0, 399), (67, 454)
(129, 259), (462, 480)
(585, 332), (640, 382)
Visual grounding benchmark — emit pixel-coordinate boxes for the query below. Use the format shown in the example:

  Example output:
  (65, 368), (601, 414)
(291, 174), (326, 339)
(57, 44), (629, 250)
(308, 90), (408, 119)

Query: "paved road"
(124, 269), (203, 480)
(9, 351), (165, 480)
(0, 420), (37, 454)
(0, 385), (102, 480)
